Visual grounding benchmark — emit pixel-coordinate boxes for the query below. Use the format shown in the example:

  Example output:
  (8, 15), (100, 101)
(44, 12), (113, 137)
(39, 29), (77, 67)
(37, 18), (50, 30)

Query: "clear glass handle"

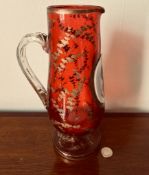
(16, 32), (48, 109)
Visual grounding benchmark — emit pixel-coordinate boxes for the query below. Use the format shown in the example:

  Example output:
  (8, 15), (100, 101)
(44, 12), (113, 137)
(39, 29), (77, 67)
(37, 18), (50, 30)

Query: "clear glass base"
(53, 127), (101, 160)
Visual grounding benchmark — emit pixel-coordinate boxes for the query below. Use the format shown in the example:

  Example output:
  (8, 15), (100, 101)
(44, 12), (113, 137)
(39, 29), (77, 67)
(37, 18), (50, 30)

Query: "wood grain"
(0, 112), (149, 175)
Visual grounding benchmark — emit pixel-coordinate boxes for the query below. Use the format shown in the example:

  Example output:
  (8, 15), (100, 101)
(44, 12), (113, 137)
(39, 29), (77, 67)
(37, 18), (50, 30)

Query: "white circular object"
(101, 147), (113, 158)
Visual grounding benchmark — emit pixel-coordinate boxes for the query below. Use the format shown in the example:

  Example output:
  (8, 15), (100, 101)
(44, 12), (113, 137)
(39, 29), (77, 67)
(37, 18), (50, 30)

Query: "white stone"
(101, 147), (113, 158)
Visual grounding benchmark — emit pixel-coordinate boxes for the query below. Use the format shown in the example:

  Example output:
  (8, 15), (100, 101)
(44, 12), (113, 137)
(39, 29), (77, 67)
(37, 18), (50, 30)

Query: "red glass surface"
(47, 7), (104, 135)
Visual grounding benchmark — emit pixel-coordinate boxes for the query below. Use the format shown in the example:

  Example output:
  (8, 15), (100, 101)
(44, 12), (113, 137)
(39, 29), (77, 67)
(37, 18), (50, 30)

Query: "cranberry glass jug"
(17, 5), (105, 159)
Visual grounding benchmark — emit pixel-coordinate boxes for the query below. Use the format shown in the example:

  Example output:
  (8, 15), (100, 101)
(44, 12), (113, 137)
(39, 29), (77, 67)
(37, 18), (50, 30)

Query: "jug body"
(47, 5), (104, 136)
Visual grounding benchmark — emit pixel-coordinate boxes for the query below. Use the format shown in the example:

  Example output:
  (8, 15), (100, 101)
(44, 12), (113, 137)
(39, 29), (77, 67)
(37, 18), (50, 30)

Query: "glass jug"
(17, 5), (105, 160)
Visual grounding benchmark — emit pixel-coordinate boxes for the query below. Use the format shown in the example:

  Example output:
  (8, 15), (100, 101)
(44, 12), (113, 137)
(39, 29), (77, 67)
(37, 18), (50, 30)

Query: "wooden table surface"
(0, 112), (149, 175)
